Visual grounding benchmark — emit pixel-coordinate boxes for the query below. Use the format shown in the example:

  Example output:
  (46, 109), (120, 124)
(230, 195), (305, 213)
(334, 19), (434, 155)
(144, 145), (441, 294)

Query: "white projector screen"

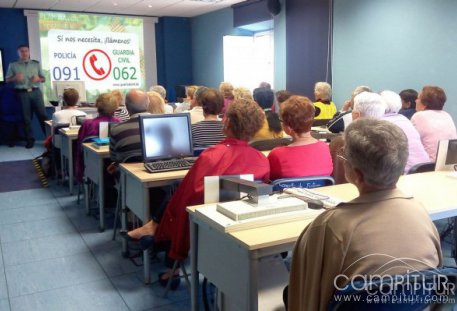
(24, 10), (157, 103)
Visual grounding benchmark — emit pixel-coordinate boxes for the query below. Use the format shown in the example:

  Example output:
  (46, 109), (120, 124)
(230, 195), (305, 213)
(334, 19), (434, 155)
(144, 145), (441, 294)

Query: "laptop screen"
(139, 113), (194, 161)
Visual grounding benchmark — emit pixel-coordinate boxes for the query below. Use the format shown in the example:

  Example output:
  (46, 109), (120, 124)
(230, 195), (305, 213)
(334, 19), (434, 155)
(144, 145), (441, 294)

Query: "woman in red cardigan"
(124, 98), (270, 287)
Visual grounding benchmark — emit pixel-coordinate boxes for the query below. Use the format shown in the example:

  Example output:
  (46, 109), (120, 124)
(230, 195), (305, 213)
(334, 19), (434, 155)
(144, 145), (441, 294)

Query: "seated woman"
(411, 85), (457, 161)
(219, 81), (235, 114)
(75, 93), (121, 183)
(287, 119), (442, 311)
(125, 98), (270, 286)
(313, 82), (337, 120)
(111, 90), (129, 122)
(268, 96), (333, 180)
(147, 90), (166, 114)
(398, 88), (418, 120)
(191, 88), (225, 147)
(252, 87), (284, 140)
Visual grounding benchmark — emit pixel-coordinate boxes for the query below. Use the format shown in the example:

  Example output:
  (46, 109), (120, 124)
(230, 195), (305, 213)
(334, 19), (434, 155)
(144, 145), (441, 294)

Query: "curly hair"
(111, 90), (124, 107)
(96, 93), (118, 116)
(219, 82), (234, 100)
(276, 90), (292, 104)
(233, 87), (253, 101)
(419, 86), (447, 110)
(225, 99), (265, 141)
(280, 96), (315, 134)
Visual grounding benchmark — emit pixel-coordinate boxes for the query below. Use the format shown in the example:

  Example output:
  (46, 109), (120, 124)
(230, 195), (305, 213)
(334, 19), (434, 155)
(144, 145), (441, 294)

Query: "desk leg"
(98, 157), (105, 232)
(248, 255), (259, 311)
(120, 171), (128, 257)
(190, 218), (199, 311)
(143, 186), (151, 284)
(60, 151), (65, 184)
(84, 177), (90, 215)
(68, 140), (74, 195)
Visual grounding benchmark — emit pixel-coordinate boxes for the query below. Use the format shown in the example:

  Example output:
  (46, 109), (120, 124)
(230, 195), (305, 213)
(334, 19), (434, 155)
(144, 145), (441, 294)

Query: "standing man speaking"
(6, 44), (48, 148)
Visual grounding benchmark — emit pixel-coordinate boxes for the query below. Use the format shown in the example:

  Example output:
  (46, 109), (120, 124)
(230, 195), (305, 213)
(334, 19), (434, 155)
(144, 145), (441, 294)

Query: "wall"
(333, 0), (457, 121)
(273, 0), (287, 90)
(286, 0), (332, 98)
(191, 7), (252, 88)
(0, 8), (33, 142)
(155, 17), (193, 102)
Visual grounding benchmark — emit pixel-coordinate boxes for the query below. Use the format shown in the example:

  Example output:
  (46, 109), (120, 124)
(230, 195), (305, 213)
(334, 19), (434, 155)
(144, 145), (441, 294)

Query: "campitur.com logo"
(332, 253), (456, 305)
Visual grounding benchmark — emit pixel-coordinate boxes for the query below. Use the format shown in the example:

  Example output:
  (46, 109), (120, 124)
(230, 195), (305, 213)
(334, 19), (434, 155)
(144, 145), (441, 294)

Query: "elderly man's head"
(125, 89), (149, 115)
(343, 119), (408, 190)
(352, 91), (387, 120)
(380, 90), (402, 114)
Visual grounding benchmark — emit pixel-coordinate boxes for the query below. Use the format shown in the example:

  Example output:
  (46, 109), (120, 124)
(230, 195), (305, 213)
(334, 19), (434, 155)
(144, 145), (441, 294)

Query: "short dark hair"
(420, 86), (447, 110)
(63, 88), (79, 106)
(276, 90), (292, 104)
(199, 88), (224, 115)
(399, 89), (418, 109)
(17, 44), (29, 50)
(253, 88), (274, 109)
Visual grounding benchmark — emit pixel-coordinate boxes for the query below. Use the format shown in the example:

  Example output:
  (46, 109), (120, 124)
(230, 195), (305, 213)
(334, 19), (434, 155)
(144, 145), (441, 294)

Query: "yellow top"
(314, 101), (337, 120)
(252, 119), (284, 140)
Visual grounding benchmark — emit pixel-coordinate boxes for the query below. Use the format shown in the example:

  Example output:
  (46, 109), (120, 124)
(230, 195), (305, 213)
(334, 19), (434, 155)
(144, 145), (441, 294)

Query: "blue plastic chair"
(271, 176), (335, 192)
(327, 267), (457, 311)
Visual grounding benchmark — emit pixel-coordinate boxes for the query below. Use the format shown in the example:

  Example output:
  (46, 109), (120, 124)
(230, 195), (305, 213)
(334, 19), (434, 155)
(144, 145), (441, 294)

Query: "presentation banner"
(48, 30), (141, 91)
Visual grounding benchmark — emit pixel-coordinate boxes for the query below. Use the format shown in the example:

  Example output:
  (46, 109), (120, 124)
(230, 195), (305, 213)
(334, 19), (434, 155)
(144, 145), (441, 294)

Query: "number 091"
(52, 67), (80, 81)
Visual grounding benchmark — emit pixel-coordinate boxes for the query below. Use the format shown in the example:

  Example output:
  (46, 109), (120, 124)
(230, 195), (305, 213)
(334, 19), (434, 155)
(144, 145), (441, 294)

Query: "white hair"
(314, 82), (332, 101)
(353, 92), (386, 118)
(149, 85), (166, 100)
(380, 90), (402, 114)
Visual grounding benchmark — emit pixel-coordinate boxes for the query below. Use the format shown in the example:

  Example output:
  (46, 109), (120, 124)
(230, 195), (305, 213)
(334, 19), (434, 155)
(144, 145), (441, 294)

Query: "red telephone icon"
(89, 54), (105, 76)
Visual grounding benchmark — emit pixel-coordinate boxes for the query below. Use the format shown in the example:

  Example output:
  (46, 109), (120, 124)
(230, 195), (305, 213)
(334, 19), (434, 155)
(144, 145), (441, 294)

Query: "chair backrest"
(329, 136), (347, 184)
(53, 123), (70, 135)
(271, 176), (335, 192)
(250, 137), (292, 151)
(328, 267), (457, 311)
(407, 162), (436, 174)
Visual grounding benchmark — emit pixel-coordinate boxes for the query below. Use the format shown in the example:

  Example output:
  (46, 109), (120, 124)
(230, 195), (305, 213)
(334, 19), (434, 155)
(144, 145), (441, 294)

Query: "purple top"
(382, 113), (430, 172)
(75, 115), (121, 182)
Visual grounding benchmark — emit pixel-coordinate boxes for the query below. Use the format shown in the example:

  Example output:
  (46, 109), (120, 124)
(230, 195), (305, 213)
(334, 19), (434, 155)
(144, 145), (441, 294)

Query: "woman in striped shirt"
(191, 88), (225, 147)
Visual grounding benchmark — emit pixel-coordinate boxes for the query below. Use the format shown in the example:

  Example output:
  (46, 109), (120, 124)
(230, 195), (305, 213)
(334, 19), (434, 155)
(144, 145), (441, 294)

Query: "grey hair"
(353, 91), (386, 118)
(125, 89), (149, 115)
(314, 82), (332, 101)
(351, 85), (372, 99)
(380, 90), (402, 114)
(344, 118), (408, 187)
(194, 86), (209, 106)
(149, 85), (166, 100)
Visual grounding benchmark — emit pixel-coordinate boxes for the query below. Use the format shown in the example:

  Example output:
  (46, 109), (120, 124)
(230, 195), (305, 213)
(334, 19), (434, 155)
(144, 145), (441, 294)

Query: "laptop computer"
(139, 113), (196, 173)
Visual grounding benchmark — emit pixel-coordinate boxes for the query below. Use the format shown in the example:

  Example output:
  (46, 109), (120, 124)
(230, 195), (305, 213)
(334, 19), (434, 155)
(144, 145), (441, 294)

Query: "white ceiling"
(0, 0), (247, 17)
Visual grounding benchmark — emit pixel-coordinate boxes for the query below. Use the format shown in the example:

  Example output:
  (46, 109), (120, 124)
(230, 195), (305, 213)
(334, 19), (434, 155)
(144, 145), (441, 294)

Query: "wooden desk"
(59, 128), (79, 194)
(119, 163), (189, 283)
(45, 120), (52, 137)
(310, 126), (341, 141)
(83, 143), (110, 231)
(188, 171), (457, 311)
(119, 150), (272, 283)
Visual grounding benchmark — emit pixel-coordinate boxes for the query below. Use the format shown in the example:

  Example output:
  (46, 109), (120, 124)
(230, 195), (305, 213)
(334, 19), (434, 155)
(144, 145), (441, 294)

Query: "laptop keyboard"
(144, 158), (196, 173)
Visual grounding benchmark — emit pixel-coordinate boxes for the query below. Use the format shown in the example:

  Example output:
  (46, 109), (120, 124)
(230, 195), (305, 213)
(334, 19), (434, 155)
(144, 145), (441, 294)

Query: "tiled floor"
(0, 144), (193, 311)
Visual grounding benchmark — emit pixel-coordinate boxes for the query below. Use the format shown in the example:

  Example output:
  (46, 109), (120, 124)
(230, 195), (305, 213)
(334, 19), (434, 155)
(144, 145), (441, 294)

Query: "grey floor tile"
(1, 233), (88, 267)
(92, 245), (143, 277)
(0, 147), (35, 162)
(64, 205), (100, 232)
(0, 216), (76, 243)
(80, 228), (121, 252)
(5, 252), (107, 297)
(26, 145), (46, 159)
(0, 189), (57, 210)
(147, 300), (192, 311)
(0, 245), (4, 267)
(0, 272), (8, 299)
(110, 272), (189, 311)
(9, 279), (129, 311)
(0, 299), (10, 311)
(0, 202), (62, 225)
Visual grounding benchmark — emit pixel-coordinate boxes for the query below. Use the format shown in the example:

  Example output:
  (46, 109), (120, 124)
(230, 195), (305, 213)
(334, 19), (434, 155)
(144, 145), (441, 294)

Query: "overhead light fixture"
(113, 2), (118, 6)
(148, 4), (153, 8)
